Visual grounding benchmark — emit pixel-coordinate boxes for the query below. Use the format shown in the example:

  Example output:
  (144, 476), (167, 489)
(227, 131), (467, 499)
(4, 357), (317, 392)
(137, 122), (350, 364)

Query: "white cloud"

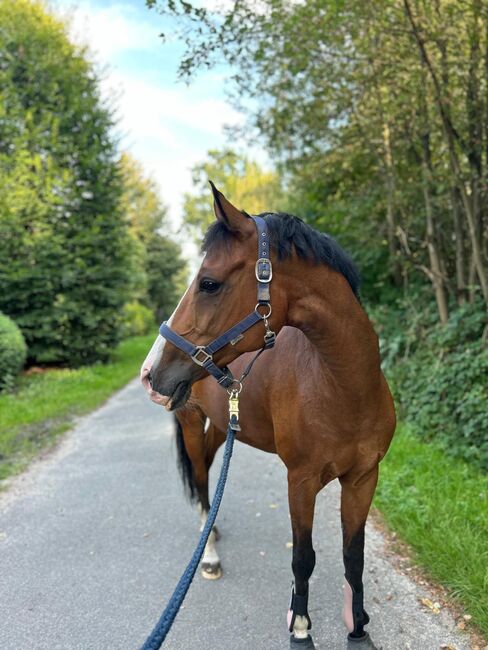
(56, 1), (159, 59)
(103, 70), (245, 226)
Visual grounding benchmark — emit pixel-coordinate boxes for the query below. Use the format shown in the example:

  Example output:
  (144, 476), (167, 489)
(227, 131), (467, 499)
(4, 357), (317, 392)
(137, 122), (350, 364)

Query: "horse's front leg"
(287, 473), (320, 649)
(339, 465), (378, 642)
(192, 422), (226, 580)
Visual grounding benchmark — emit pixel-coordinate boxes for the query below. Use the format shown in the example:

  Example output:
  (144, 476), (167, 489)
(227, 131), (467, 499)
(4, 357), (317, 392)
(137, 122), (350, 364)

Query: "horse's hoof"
(347, 632), (375, 646)
(201, 562), (222, 580)
(212, 525), (221, 541)
(290, 634), (316, 649)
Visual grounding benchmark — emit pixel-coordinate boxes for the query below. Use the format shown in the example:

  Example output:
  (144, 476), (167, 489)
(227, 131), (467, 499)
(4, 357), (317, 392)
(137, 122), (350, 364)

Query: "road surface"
(0, 379), (473, 649)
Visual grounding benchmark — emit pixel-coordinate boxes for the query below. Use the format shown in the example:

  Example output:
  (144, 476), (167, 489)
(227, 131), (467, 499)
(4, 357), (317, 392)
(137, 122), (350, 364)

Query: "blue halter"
(159, 216), (276, 392)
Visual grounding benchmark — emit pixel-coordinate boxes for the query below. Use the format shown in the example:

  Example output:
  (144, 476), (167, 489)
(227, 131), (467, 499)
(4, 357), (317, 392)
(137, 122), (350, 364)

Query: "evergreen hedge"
(0, 0), (132, 365)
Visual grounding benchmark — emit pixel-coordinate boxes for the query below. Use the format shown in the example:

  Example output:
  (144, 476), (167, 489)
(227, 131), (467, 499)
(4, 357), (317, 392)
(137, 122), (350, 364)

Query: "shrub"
(371, 301), (488, 471)
(122, 302), (155, 337)
(0, 312), (27, 390)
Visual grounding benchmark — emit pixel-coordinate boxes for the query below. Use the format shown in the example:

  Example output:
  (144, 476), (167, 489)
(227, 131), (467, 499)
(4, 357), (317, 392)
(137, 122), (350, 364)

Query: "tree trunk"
(419, 129), (449, 323)
(451, 187), (467, 305)
(404, 0), (488, 305)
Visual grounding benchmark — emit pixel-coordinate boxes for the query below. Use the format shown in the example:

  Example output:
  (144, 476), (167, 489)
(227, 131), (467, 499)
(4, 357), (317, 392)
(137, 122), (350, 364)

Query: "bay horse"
(141, 184), (396, 647)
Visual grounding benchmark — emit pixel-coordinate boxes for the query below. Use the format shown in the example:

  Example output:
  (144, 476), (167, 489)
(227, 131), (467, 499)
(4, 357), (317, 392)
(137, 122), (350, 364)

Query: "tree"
(119, 152), (187, 321)
(183, 149), (285, 241)
(0, 0), (132, 364)
(147, 0), (488, 321)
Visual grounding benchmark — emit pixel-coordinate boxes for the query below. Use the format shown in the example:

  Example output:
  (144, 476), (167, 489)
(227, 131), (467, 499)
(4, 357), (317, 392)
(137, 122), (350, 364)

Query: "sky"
(52, 0), (263, 248)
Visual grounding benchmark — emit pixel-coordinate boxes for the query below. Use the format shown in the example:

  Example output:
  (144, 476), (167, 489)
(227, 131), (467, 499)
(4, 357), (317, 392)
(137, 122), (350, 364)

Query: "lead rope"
(140, 388), (241, 650)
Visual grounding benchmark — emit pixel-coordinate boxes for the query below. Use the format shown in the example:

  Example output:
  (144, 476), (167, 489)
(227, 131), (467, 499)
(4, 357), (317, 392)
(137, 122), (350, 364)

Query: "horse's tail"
(173, 414), (198, 503)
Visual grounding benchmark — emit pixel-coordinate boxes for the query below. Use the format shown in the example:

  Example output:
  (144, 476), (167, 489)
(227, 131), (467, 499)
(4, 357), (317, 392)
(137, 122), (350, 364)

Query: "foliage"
(119, 152), (188, 321)
(375, 425), (488, 636)
(149, 0), (488, 319)
(183, 149), (285, 241)
(0, 0), (132, 366)
(146, 234), (188, 321)
(0, 334), (154, 482)
(0, 312), (27, 390)
(122, 301), (155, 337)
(371, 301), (488, 470)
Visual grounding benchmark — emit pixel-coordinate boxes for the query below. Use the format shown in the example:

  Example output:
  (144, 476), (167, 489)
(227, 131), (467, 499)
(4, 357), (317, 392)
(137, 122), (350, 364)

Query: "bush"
(122, 302), (155, 337)
(371, 301), (488, 471)
(0, 312), (27, 390)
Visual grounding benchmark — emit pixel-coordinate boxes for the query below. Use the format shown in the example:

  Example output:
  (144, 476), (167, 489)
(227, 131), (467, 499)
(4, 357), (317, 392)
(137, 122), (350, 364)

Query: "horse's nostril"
(148, 369), (153, 387)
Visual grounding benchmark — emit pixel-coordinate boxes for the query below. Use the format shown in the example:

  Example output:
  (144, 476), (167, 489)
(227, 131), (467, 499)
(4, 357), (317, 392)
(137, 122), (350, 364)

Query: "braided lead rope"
(140, 421), (237, 650)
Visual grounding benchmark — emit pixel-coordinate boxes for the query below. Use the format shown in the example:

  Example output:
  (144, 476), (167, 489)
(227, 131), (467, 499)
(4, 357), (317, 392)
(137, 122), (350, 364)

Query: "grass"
(375, 424), (488, 637)
(0, 334), (154, 482)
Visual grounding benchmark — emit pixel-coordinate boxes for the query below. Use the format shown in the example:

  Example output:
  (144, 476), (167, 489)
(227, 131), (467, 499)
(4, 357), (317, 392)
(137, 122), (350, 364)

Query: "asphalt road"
(0, 379), (473, 650)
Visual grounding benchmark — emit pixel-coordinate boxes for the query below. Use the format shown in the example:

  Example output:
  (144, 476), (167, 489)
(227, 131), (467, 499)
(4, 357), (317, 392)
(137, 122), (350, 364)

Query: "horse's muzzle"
(140, 334), (193, 410)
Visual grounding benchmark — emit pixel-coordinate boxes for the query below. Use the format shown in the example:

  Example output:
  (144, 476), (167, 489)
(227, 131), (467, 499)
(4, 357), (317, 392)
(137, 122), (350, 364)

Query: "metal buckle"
(255, 258), (273, 283)
(191, 346), (212, 367)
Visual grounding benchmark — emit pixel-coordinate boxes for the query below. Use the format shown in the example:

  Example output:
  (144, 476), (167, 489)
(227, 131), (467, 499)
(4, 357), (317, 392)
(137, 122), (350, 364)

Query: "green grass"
(375, 424), (488, 636)
(0, 334), (154, 482)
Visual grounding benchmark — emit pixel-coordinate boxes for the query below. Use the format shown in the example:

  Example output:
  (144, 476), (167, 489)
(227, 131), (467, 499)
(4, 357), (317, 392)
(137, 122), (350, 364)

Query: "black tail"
(174, 415), (198, 503)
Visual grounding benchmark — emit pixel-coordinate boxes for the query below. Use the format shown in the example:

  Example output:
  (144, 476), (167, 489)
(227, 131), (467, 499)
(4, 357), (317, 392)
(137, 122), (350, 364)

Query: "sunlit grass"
(375, 424), (488, 637)
(0, 334), (154, 482)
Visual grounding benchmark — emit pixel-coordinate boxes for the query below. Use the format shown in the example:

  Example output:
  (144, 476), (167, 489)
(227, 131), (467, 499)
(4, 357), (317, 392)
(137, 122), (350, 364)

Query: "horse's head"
(141, 183), (286, 410)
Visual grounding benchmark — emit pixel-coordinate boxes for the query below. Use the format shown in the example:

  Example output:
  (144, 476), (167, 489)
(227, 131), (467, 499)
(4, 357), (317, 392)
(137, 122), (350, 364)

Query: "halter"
(158, 216), (276, 426)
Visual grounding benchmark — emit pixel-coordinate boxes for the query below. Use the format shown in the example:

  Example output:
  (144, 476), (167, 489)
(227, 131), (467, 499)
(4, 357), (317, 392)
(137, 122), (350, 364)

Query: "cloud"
(57, 1), (159, 59)
(103, 70), (245, 223)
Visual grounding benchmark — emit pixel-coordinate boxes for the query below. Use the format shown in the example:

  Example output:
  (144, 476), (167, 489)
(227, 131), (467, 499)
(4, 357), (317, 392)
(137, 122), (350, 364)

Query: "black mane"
(202, 212), (361, 300)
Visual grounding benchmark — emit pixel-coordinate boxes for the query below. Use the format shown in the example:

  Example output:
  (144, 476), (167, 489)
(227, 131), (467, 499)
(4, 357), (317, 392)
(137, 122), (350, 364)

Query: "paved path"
(0, 379), (473, 650)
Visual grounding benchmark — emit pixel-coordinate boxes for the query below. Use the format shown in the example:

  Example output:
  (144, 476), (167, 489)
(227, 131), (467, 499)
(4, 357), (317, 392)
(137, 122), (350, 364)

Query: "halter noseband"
(159, 216), (276, 394)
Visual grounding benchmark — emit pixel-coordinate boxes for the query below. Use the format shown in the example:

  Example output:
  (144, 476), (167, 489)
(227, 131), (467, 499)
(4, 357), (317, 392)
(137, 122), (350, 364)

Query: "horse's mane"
(202, 212), (361, 300)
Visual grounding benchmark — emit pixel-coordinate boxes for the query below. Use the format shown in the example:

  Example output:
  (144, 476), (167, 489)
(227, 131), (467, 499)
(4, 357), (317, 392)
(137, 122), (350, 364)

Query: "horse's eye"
(199, 278), (222, 294)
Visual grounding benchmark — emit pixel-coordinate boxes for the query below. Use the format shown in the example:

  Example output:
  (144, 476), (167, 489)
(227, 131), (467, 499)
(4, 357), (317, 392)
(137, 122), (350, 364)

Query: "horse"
(141, 183), (396, 648)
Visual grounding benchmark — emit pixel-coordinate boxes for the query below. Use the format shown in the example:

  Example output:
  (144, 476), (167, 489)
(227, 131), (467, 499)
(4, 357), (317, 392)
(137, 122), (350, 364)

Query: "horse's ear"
(209, 180), (254, 237)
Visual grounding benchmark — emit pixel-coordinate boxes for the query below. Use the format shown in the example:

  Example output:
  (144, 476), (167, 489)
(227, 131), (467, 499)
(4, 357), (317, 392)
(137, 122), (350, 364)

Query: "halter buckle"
(255, 258), (273, 283)
(191, 346), (213, 367)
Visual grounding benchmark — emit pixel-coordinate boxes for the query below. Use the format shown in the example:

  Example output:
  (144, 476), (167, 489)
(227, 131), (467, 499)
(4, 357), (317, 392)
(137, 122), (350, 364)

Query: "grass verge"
(0, 334), (154, 482)
(375, 424), (488, 637)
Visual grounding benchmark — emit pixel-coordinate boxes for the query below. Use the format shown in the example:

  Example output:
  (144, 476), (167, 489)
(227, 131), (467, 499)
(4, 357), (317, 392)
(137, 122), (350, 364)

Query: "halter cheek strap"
(158, 216), (276, 393)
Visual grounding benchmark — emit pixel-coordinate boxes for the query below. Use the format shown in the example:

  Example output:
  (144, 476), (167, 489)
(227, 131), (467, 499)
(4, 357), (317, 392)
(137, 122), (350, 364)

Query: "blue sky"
(52, 0), (263, 242)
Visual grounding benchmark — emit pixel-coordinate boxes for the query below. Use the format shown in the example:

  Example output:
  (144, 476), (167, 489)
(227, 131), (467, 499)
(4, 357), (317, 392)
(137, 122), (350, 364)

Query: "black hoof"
(347, 632), (375, 646)
(212, 525), (221, 541)
(290, 634), (316, 649)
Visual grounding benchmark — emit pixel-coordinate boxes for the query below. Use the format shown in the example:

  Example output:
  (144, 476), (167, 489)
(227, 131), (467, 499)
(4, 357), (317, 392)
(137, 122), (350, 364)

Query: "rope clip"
(228, 388), (241, 432)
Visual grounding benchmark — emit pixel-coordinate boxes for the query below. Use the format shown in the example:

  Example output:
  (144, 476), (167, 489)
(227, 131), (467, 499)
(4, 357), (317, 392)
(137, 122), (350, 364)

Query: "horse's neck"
(284, 261), (381, 388)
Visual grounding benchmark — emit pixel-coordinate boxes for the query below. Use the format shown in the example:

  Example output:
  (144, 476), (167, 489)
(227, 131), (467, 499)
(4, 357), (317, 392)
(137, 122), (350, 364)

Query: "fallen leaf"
(420, 597), (441, 614)
(463, 614), (472, 622)
(285, 542), (293, 549)
(269, 503), (278, 509)
(456, 620), (466, 630)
